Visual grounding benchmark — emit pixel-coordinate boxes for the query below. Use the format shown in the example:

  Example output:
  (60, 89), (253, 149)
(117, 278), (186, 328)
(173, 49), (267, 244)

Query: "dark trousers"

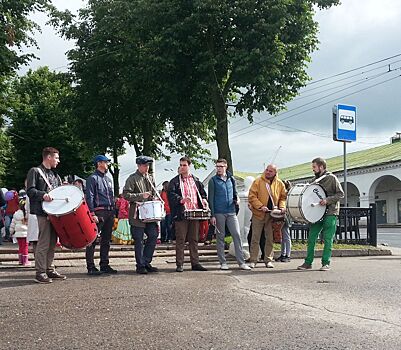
(160, 214), (173, 242)
(85, 209), (115, 270)
(131, 222), (158, 268)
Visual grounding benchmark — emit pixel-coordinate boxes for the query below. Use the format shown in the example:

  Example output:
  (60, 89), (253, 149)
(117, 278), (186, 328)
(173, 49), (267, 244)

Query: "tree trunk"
(209, 86), (233, 173)
(112, 146), (120, 195)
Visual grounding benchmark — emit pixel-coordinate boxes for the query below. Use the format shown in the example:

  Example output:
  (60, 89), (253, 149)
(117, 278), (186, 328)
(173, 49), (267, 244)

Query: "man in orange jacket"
(248, 164), (287, 268)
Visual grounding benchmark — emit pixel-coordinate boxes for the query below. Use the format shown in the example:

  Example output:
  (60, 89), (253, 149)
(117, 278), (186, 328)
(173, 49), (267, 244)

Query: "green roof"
(235, 141), (401, 181)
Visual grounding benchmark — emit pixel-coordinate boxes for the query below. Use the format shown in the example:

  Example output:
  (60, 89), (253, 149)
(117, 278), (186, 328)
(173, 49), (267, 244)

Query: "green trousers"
(305, 215), (337, 266)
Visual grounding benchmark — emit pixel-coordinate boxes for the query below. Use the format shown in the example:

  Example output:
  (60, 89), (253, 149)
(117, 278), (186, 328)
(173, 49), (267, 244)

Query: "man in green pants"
(298, 157), (344, 271)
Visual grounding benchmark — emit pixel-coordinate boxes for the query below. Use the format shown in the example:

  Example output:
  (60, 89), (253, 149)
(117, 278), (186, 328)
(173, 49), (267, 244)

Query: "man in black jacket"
(167, 156), (208, 272)
(26, 147), (66, 284)
(85, 155), (117, 276)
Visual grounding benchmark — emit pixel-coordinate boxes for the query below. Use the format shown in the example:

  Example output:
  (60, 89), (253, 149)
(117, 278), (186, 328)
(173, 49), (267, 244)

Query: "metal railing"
(289, 204), (377, 246)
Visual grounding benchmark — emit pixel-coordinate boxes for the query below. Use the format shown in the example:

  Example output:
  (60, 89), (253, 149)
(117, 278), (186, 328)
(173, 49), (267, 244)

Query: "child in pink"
(10, 200), (31, 266)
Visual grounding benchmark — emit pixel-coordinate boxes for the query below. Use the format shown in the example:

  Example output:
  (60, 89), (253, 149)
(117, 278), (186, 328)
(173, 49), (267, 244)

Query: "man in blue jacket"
(85, 155), (117, 276)
(208, 158), (251, 270)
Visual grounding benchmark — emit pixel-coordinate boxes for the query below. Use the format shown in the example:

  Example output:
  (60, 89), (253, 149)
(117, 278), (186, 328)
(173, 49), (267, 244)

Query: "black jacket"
(167, 174), (207, 221)
(26, 164), (62, 216)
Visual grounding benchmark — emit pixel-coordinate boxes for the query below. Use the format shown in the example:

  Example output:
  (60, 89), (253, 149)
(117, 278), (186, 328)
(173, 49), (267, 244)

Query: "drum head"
(300, 184), (327, 223)
(43, 185), (83, 215)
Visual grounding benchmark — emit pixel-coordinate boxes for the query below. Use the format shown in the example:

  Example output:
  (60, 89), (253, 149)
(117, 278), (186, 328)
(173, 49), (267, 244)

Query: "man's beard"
(313, 170), (321, 177)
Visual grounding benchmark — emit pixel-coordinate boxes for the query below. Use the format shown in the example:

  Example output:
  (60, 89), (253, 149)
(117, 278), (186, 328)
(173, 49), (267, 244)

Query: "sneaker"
(34, 273), (53, 284)
(281, 256), (291, 263)
(275, 255), (285, 262)
(176, 265), (184, 273)
(47, 270), (67, 280)
(100, 265), (118, 274)
(249, 262), (256, 268)
(297, 263), (312, 270)
(220, 263), (229, 270)
(145, 264), (159, 273)
(265, 261), (274, 268)
(191, 264), (207, 271)
(87, 267), (103, 276)
(239, 264), (252, 270)
(136, 267), (148, 274)
(320, 264), (331, 271)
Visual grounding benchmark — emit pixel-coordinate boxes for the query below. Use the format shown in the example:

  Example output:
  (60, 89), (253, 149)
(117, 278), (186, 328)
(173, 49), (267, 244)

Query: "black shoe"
(191, 264), (207, 271)
(145, 264), (159, 273)
(275, 255), (285, 262)
(136, 266), (148, 274)
(47, 270), (67, 280)
(100, 265), (118, 274)
(176, 265), (184, 272)
(87, 267), (103, 276)
(282, 256), (291, 262)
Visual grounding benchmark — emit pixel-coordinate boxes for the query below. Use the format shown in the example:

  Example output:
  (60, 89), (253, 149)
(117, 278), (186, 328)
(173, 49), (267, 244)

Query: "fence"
(289, 204), (377, 246)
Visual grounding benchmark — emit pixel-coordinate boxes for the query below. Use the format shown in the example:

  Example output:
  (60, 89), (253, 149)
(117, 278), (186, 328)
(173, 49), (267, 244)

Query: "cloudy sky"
(22, 0), (401, 188)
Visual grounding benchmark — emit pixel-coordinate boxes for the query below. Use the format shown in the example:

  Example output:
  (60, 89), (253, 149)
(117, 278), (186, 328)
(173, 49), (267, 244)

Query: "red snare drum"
(42, 185), (98, 249)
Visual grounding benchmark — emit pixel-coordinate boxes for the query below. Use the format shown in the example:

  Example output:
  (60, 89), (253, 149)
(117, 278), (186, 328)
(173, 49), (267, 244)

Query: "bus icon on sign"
(340, 115), (354, 125)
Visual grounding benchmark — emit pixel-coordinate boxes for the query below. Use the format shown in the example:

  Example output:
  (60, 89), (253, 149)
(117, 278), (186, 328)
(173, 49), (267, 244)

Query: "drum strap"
(36, 167), (53, 191)
(265, 183), (276, 208)
(311, 174), (328, 184)
(144, 175), (164, 204)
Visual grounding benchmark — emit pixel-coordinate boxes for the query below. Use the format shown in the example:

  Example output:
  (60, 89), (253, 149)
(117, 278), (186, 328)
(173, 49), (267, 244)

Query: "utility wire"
(229, 72), (401, 140)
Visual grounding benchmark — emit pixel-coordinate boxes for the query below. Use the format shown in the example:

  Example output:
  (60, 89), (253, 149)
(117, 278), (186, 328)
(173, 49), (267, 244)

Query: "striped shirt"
(180, 175), (199, 210)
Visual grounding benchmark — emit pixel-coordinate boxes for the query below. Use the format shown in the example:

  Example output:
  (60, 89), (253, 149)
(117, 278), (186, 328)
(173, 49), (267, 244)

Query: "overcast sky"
(21, 0), (401, 188)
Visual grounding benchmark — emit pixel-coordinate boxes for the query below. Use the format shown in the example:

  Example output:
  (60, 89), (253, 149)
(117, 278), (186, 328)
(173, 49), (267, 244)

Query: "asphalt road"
(377, 227), (401, 247)
(1, 252), (401, 350)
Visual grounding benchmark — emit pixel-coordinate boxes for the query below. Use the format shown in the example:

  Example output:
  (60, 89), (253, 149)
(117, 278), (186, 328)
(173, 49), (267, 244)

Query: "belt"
(94, 206), (114, 212)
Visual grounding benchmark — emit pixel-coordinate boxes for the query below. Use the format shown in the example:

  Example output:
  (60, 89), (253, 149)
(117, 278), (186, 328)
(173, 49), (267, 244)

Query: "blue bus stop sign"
(333, 104), (357, 142)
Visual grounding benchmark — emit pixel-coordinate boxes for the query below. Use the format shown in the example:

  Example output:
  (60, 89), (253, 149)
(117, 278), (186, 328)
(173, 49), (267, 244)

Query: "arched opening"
(369, 175), (401, 224)
(340, 182), (360, 207)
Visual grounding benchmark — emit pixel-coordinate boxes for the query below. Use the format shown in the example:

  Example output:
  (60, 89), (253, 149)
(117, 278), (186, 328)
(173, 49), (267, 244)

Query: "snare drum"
(286, 183), (327, 224)
(137, 201), (165, 222)
(184, 209), (211, 221)
(42, 185), (97, 249)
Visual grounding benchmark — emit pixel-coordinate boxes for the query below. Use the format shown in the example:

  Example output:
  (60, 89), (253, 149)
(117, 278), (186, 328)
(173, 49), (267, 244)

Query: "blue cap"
(136, 156), (153, 165)
(93, 155), (111, 165)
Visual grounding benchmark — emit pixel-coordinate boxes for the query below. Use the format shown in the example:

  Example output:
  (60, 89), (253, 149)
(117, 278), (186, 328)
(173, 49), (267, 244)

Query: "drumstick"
(52, 197), (70, 203)
(311, 202), (322, 207)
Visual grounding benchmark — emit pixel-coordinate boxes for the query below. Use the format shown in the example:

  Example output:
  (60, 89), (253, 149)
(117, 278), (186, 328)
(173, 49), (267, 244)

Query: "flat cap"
(93, 154), (111, 165)
(136, 155), (153, 165)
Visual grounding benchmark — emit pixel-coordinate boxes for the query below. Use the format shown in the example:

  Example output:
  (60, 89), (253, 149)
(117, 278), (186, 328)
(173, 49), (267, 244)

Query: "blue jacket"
(86, 170), (114, 213)
(208, 172), (238, 215)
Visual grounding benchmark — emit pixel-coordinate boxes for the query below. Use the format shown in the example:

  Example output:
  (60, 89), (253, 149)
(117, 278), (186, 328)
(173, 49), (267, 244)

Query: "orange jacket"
(248, 175), (287, 221)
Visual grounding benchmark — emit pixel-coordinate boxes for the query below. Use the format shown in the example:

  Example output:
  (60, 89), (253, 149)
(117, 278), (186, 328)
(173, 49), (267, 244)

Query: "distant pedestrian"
(9, 199), (31, 266)
(160, 181), (172, 243)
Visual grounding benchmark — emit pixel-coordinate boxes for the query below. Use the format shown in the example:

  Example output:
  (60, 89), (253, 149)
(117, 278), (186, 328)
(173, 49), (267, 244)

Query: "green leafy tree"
(130, 0), (340, 172)
(0, 0), (50, 183)
(4, 67), (92, 188)
(49, 0), (216, 190)
(0, 0), (49, 79)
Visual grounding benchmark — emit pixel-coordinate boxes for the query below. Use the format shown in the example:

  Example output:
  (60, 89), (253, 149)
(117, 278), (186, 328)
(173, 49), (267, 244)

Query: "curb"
(0, 247), (392, 269)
